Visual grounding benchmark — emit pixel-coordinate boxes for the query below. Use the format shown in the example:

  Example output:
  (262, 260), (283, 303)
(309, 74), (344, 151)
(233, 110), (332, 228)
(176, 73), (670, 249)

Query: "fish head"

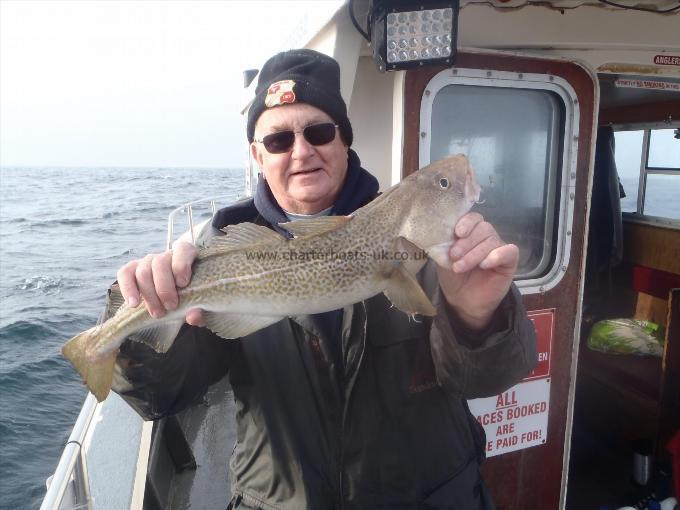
(397, 154), (481, 264)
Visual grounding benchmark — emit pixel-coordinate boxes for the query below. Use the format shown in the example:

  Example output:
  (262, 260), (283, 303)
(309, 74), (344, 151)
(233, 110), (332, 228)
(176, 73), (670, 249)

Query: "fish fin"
(105, 283), (126, 316)
(132, 320), (184, 353)
(396, 237), (428, 275)
(383, 265), (437, 316)
(354, 188), (394, 214)
(200, 223), (284, 257)
(203, 312), (283, 340)
(426, 241), (454, 268)
(62, 326), (117, 402)
(221, 223), (284, 244)
(278, 216), (351, 238)
(399, 236), (452, 268)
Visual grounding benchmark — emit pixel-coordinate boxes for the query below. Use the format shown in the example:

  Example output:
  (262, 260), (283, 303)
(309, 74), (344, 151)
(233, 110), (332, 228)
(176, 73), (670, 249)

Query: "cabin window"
(615, 127), (680, 220)
(422, 79), (567, 281)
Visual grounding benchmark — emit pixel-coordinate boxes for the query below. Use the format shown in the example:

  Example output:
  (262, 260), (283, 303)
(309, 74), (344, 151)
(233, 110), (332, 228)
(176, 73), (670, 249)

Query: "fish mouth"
(466, 164), (482, 204)
(474, 190), (486, 206)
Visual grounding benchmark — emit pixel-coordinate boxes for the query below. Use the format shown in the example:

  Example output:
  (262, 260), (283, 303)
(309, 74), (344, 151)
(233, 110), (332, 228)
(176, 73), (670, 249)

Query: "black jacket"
(113, 151), (537, 509)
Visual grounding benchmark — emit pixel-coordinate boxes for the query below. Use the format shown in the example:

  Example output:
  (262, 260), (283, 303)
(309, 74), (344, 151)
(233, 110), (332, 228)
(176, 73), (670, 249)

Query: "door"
(403, 52), (597, 509)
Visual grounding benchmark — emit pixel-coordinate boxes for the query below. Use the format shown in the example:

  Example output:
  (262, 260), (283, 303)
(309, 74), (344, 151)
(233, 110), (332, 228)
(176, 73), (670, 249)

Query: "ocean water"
(0, 167), (243, 509)
(619, 175), (680, 219)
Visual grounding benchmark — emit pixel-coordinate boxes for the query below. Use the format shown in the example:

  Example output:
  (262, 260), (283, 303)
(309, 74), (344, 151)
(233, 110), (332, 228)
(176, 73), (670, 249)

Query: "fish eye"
(438, 177), (449, 189)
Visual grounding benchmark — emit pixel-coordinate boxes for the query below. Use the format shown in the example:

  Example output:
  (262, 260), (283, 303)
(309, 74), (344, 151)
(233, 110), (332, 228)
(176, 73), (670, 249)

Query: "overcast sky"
(0, 0), (343, 168)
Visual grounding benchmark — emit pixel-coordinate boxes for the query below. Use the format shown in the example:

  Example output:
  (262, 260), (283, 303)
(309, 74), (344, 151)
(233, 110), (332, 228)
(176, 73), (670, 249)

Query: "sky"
(0, 0), (343, 168)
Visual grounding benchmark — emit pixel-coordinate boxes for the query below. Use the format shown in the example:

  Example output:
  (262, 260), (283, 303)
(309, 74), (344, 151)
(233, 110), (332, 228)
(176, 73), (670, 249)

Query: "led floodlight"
(371, 1), (459, 72)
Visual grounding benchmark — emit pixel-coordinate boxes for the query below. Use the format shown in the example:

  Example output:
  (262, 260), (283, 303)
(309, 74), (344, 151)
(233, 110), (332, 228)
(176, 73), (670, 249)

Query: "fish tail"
(62, 326), (117, 402)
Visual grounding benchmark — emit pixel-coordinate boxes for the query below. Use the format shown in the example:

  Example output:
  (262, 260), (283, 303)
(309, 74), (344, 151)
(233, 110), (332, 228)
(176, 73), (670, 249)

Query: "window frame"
(613, 121), (680, 226)
(418, 67), (580, 293)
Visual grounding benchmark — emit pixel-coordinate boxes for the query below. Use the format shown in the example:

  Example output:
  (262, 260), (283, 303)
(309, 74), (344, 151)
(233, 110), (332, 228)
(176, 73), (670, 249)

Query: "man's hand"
(436, 212), (519, 330)
(116, 241), (204, 326)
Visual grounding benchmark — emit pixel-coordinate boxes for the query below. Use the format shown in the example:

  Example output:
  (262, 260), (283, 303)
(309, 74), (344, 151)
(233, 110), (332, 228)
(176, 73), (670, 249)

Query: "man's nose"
(290, 132), (314, 159)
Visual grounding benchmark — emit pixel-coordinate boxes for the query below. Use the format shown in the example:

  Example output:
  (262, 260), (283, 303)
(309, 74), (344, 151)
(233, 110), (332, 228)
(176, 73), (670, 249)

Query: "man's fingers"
(152, 250), (179, 311)
(117, 260), (141, 307)
(454, 212), (484, 238)
(479, 244), (519, 274)
(185, 308), (205, 327)
(171, 242), (199, 288)
(449, 213), (519, 274)
(453, 233), (504, 272)
(117, 244), (198, 320)
(136, 254), (165, 318)
(450, 220), (496, 260)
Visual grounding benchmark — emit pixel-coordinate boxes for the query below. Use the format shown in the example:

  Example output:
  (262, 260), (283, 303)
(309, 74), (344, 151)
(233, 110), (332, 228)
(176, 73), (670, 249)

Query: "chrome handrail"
(41, 393), (98, 510)
(166, 194), (237, 250)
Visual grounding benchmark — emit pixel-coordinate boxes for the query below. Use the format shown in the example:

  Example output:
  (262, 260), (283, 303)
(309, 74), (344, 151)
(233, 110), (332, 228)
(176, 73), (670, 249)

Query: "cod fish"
(63, 154), (481, 401)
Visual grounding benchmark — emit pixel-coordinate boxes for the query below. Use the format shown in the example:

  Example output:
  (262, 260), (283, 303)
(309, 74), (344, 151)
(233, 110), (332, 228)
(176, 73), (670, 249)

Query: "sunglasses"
(255, 123), (339, 154)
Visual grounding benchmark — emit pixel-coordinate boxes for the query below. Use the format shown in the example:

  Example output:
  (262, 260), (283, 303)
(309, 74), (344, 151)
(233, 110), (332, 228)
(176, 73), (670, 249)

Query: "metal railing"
(165, 194), (237, 250)
(41, 394), (98, 510)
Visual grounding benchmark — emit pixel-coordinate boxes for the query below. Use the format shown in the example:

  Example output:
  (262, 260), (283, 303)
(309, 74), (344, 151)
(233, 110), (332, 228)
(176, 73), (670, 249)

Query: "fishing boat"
(41, 1), (680, 508)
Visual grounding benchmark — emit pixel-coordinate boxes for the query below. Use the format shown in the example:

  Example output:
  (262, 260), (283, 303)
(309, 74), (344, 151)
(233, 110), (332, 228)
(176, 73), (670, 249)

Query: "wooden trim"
(622, 222), (680, 275)
(599, 100), (680, 125)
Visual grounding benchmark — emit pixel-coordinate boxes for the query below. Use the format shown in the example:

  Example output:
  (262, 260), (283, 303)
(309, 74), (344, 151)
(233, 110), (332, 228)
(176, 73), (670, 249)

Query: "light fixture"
(370, 1), (459, 72)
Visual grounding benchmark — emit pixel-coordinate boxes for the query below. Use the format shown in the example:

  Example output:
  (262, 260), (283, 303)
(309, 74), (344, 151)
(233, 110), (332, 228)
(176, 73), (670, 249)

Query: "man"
(113, 49), (536, 509)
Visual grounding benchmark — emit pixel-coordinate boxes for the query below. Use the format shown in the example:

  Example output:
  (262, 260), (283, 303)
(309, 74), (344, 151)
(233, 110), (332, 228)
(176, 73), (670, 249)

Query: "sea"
(0, 166), (244, 509)
(619, 175), (680, 218)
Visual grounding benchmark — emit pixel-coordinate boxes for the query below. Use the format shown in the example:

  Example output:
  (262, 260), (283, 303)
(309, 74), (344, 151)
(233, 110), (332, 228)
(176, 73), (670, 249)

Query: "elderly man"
(113, 49), (536, 510)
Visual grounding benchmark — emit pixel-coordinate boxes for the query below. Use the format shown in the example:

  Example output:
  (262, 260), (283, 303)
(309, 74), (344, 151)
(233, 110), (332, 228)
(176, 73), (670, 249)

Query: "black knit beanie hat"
(247, 49), (353, 146)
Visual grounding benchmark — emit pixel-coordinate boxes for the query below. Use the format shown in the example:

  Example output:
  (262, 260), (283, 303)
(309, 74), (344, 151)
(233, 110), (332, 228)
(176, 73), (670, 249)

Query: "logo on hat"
(265, 80), (296, 108)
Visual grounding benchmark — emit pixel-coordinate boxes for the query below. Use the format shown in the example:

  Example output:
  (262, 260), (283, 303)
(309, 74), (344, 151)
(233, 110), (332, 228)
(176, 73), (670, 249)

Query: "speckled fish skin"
(62, 154), (480, 401)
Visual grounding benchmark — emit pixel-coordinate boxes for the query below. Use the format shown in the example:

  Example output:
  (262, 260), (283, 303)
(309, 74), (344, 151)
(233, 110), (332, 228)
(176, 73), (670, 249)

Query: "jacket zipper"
(338, 302), (368, 510)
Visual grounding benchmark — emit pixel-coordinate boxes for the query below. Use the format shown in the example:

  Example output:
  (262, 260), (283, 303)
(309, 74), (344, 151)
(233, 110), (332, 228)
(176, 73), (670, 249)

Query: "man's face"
(251, 103), (349, 215)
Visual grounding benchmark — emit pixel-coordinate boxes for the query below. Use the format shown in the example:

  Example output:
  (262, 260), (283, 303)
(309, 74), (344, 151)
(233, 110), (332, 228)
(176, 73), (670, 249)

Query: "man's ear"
(250, 142), (264, 174)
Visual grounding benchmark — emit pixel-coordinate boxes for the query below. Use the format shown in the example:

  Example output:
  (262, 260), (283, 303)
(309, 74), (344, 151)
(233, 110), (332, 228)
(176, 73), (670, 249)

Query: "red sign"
(654, 54), (680, 66)
(524, 309), (555, 381)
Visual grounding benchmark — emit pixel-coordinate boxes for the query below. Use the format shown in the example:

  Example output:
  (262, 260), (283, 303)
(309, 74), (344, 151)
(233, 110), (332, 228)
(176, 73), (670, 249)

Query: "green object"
(587, 319), (665, 356)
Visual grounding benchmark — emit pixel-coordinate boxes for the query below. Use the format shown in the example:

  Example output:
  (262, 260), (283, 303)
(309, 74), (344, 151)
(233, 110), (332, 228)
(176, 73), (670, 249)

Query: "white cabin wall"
(458, 4), (679, 50)
(457, 4), (680, 77)
(306, 11), (364, 105)
(306, 11), (399, 189)
(347, 56), (397, 190)
(519, 48), (680, 77)
(405, 4), (676, 91)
